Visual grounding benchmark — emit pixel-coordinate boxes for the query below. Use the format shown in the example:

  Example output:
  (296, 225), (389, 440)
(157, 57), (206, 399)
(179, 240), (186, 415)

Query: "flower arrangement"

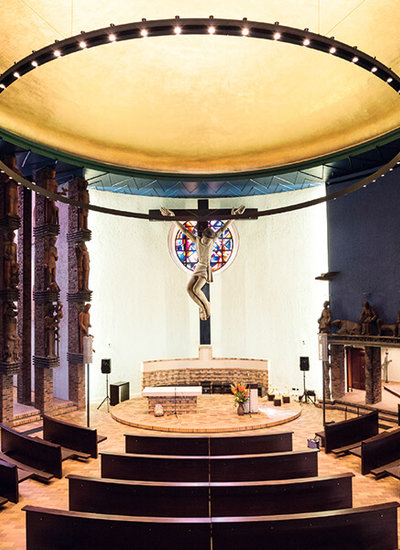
(231, 383), (249, 405)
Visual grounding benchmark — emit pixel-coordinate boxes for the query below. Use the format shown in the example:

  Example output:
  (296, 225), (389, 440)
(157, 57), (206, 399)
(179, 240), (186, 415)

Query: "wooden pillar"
(365, 346), (381, 404)
(330, 344), (345, 399)
(0, 155), (21, 423)
(17, 186), (32, 404)
(33, 167), (61, 413)
(67, 178), (91, 409)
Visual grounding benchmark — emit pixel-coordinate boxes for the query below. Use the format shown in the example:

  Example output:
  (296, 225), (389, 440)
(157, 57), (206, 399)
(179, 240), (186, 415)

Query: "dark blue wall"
(327, 168), (400, 324)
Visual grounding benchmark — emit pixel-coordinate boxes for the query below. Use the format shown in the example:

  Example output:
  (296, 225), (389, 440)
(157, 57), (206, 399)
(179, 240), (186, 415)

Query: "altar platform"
(111, 394), (301, 433)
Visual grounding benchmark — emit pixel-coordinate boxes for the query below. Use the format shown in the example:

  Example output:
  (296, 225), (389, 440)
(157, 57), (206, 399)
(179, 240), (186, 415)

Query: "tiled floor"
(0, 398), (399, 549)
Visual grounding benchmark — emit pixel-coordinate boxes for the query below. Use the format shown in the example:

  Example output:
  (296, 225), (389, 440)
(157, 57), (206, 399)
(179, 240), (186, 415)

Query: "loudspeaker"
(101, 358), (111, 374)
(300, 356), (310, 371)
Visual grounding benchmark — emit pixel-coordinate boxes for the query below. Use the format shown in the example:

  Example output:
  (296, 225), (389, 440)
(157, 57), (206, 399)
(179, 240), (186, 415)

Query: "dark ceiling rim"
(1, 126), (400, 182)
(0, 17), (399, 180)
(1, 152), (399, 220)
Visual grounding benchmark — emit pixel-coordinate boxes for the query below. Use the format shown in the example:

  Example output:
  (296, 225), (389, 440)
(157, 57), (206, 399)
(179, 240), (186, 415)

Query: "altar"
(142, 386), (202, 415)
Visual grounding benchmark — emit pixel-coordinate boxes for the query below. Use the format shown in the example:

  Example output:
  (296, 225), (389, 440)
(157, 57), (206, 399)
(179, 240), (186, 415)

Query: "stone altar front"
(142, 386), (202, 415)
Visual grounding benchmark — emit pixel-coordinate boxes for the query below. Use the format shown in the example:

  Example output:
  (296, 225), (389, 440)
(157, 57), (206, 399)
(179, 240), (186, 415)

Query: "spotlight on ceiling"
(31, 60), (38, 67)
(303, 38), (310, 46)
(13, 71), (20, 78)
(208, 25), (216, 34)
(174, 26), (182, 35)
(241, 27), (249, 36)
(273, 31), (281, 40)
(387, 77), (393, 83)
(53, 49), (62, 57)
(140, 29), (148, 37)
(329, 46), (336, 54)
(79, 41), (87, 49)
(352, 56), (359, 63)
(0, 84), (5, 89)
(371, 66), (378, 73)
(108, 33), (116, 41)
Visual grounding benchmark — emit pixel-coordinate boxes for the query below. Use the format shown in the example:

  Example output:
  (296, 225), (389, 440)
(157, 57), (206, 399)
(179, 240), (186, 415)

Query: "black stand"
(97, 373), (110, 412)
(86, 363), (90, 427)
(298, 371), (316, 404)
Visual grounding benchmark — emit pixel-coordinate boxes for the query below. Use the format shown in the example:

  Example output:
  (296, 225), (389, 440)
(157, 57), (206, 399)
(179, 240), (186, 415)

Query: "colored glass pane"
(175, 220), (235, 273)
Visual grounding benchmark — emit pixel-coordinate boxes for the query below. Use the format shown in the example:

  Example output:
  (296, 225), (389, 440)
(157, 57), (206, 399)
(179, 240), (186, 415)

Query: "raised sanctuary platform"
(142, 346), (268, 390)
(111, 395), (301, 433)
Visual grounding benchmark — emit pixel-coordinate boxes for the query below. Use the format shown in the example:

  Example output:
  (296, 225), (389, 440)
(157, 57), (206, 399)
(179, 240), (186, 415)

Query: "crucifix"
(150, 200), (258, 345)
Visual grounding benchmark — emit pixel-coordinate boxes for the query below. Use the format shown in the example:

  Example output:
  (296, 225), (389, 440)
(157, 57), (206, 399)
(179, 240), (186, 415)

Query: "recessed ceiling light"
(303, 38), (310, 46)
(140, 29), (148, 37)
(273, 32), (281, 40)
(208, 26), (216, 34)
(31, 60), (38, 67)
(371, 66), (377, 73)
(174, 26), (181, 35)
(352, 56), (359, 63)
(108, 33), (116, 41)
(387, 77), (393, 83)
(79, 41), (87, 49)
(13, 71), (20, 78)
(241, 27), (249, 36)
(329, 47), (336, 54)
(53, 49), (61, 57)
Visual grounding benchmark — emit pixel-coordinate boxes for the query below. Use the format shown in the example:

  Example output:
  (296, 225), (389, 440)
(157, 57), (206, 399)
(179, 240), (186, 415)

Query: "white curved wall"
(55, 186), (328, 401)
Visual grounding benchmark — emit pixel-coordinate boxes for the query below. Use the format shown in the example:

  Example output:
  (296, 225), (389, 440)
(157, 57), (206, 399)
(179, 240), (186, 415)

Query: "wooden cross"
(150, 200), (258, 345)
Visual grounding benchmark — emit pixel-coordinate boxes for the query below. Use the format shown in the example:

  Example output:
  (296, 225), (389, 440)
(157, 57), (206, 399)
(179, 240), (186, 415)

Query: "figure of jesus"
(161, 205), (245, 320)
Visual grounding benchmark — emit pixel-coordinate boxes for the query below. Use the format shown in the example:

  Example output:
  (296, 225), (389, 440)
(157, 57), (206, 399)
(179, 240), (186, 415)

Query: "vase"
(237, 403), (245, 416)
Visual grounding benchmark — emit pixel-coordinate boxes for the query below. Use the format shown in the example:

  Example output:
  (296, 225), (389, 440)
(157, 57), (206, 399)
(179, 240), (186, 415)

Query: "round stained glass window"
(169, 220), (238, 275)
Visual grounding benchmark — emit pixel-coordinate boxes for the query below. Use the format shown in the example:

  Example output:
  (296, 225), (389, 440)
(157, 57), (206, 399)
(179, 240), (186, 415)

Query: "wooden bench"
(125, 431), (293, 456)
(67, 472), (354, 517)
(324, 410), (379, 454)
(0, 458), (33, 504)
(100, 449), (319, 482)
(360, 427), (400, 475)
(23, 502), (399, 550)
(0, 423), (62, 480)
(43, 415), (105, 459)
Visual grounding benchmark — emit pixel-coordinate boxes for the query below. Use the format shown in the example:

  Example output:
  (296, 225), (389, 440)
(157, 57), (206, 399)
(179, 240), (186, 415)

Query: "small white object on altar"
(142, 386), (202, 397)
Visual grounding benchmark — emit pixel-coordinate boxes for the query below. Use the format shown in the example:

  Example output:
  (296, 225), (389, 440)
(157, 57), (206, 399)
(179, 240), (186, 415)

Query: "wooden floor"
(111, 394), (301, 432)
(0, 398), (399, 549)
(339, 381), (400, 414)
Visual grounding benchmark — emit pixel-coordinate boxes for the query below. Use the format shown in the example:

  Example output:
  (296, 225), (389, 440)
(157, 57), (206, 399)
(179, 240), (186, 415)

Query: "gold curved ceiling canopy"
(0, 1), (399, 176)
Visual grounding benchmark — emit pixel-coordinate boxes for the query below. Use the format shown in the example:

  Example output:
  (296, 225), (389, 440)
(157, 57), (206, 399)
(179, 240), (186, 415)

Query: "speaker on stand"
(98, 359), (111, 412)
(298, 357), (315, 404)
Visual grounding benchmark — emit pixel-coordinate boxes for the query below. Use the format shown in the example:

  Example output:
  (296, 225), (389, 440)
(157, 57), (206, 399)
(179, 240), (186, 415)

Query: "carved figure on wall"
(43, 167), (60, 225)
(160, 205), (245, 320)
(318, 301), (332, 334)
(78, 303), (91, 353)
(3, 231), (19, 289)
(54, 300), (63, 353)
(2, 155), (21, 217)
(2, 301), (20, 362)
(359, 301), (381, 335)
(331, 319), (360, 335)
(76, 241), (90, 291)
(44, 303), (57, 357)
(78, 179), (89, 230)
(44, 236), (59, 290)
(378, 323), (397, 337)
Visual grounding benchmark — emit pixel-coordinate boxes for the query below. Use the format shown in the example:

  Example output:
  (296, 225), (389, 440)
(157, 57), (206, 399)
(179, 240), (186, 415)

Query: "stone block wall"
(142, 368), (268, 390)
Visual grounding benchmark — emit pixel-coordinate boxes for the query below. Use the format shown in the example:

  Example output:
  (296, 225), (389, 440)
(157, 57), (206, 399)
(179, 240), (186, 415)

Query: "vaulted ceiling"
(0, 1), (399, 182)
